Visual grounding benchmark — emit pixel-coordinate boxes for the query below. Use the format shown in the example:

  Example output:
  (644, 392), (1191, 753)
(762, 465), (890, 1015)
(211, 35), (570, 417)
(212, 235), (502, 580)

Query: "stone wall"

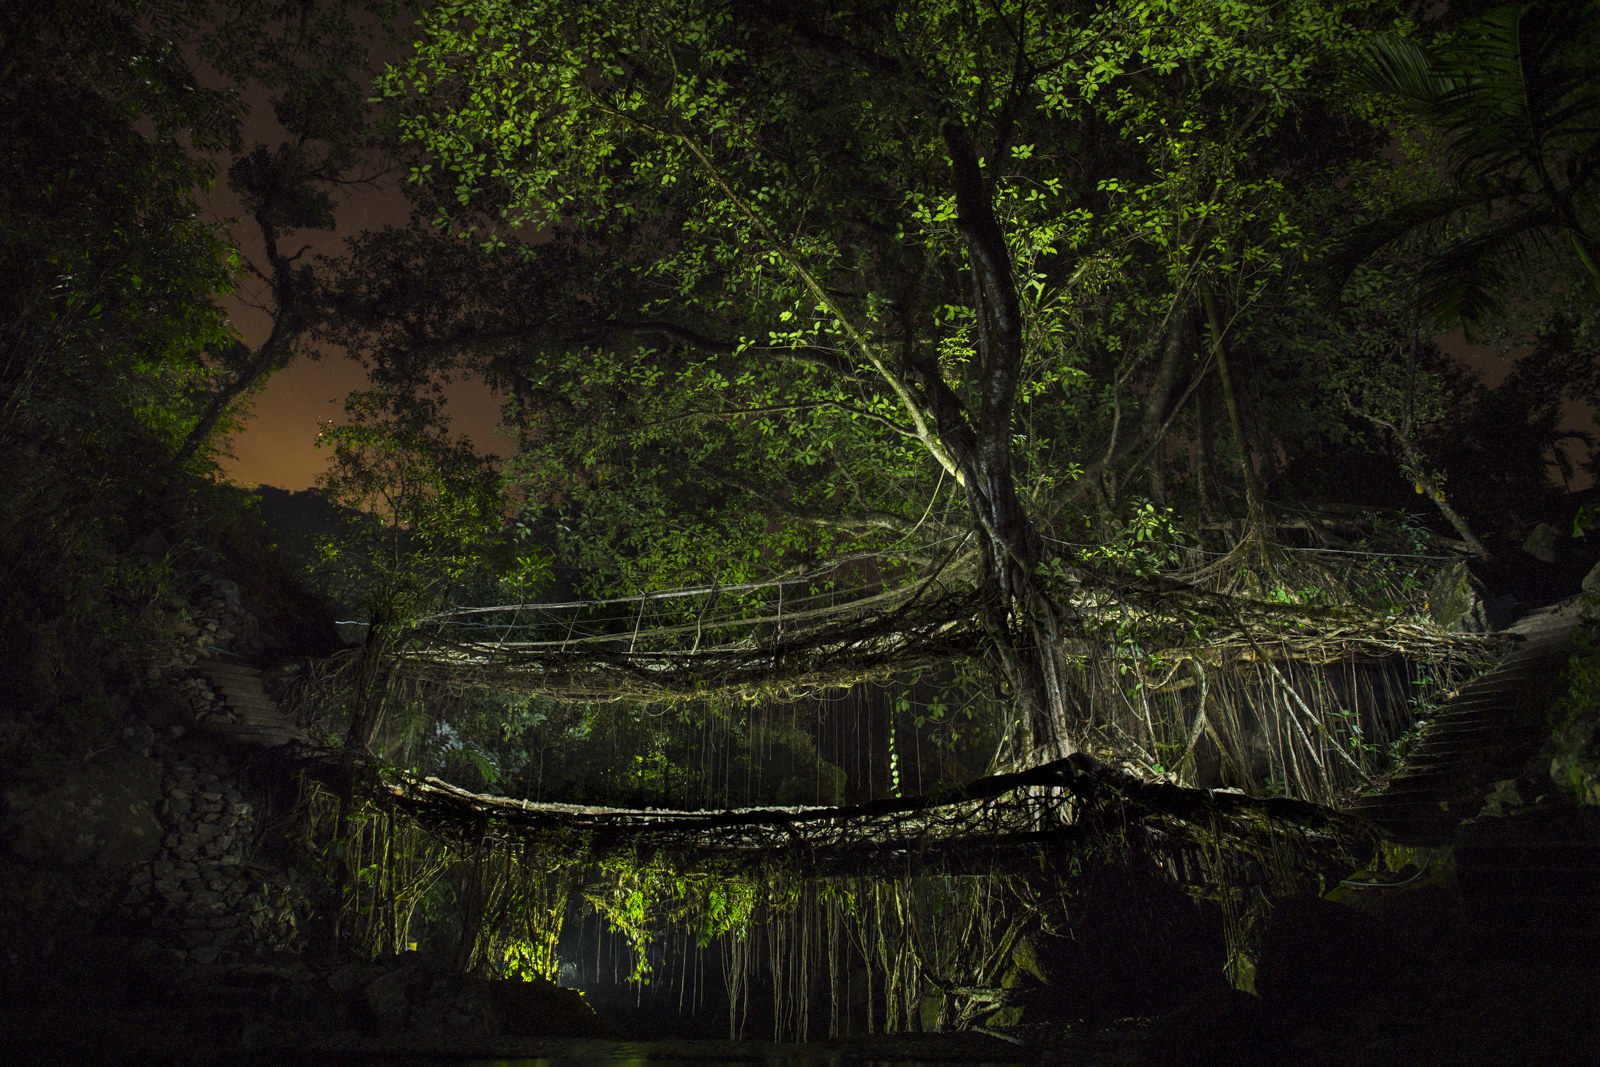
(2, 571), (613, 1055)
(3, 576), (312, 971)
(119, 755), (311, 965)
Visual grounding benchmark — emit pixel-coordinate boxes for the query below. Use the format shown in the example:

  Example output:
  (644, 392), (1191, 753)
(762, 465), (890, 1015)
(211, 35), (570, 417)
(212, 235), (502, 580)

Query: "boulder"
(1426, 562), (1486, 632)
(1007, 866), (1228, 1023)
(490, 976), (606, 1037)
(2, 748), (164, 868)
(1582, 560), (1600, 595)
(133, 684), (195, 730)
(1145, 985), (1267, 1067)
(1523, 523), (1562, 564)
(1253, 896), (1413, 1020)
(337, 957), (607, 1040)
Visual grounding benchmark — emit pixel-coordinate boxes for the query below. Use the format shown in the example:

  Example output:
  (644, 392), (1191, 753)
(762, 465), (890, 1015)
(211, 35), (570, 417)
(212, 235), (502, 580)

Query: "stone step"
(232, 714), (287, 729)
(1409, 731), (1510, 748)
(189, 658), (308, 748)
(209, 681), (266, 696)
(1402, 750), (1506, 765)
(204, 675), (266, 693)
(1453, 680), (1539, 693)
(210, 727), (296, 747)
(1420, 711), (1509, 724)
(1359, 822), (1456, 847)
(1343, 611), (1577, 842)
(198, 661), (264, 681)
(1370, 772), (1476, 789)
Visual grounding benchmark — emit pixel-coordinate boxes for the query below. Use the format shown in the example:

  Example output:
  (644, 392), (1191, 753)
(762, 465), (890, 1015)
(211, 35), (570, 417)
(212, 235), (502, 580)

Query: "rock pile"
(110, 575), (319, 965)
(144, 575), (278, 677)
(178, 673), (235, 725)
(125, 954), (605, 1053)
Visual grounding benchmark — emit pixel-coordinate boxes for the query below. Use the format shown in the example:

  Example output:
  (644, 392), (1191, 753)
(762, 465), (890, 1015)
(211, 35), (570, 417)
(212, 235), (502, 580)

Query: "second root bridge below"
(379, 753), (1376, 883)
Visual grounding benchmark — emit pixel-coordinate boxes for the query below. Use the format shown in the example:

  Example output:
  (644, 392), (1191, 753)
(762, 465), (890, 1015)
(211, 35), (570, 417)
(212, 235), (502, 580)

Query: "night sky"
(200, 30), (504, 493)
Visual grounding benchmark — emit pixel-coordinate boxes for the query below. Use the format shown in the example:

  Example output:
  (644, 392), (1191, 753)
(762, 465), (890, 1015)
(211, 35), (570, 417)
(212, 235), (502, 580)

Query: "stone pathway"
(195, 658), (307, 748)
(119, 754), (311, 967)
(1345, 598), (1584, 845)
(1345, 596), (1600, 964)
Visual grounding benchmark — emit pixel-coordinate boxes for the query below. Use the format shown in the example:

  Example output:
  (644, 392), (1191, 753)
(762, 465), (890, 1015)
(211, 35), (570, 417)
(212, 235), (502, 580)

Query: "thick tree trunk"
(936, 123), (1074, 758)
(328, 619), (395, 957)
(678, 117), (1074, 756)
(1196, 377), (1219, 520)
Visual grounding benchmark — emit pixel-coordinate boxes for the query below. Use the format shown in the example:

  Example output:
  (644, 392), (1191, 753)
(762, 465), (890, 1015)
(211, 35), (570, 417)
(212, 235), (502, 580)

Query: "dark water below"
(218, 1030), (1145, 1066)
(224, 1035), (1053, 1066)
(457, 1062), (1022, 1066)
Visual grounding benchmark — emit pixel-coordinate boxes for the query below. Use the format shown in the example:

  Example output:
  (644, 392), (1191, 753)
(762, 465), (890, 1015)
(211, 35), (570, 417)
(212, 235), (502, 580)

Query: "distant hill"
(253, 486), (356, 573)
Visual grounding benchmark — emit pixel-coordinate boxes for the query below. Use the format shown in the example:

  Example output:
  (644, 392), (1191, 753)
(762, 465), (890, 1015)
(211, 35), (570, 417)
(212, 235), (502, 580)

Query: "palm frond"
(1336, 2), (1600, 320)
(1432, 3), (1600, 176)
(1417, 208), (1565, 330)
(1317, 190), (1502, 302)
(1344, 33), (1454, 105)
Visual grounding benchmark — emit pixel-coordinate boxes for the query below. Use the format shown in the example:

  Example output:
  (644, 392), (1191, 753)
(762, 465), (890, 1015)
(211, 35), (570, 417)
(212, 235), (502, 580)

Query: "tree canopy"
(364, 0), (1439, 751)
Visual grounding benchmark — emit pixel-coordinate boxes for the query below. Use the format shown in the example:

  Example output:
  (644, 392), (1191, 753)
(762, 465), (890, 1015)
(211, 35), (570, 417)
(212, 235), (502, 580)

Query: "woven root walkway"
(380, 752), (1375, 888)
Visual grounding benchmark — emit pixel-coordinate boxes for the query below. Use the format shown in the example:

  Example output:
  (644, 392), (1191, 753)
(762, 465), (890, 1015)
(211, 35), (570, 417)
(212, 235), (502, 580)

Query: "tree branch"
(171, 207), (307, 467)
(718, 470), (939, 538)
(669, 125), (966, 485)
(1344, 396), (1490, 558)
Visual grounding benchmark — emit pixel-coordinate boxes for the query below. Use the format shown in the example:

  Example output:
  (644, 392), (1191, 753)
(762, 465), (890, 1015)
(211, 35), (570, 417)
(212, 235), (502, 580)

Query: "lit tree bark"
(1349, 405), (1490, 558)
(931, 122), (1073, 758)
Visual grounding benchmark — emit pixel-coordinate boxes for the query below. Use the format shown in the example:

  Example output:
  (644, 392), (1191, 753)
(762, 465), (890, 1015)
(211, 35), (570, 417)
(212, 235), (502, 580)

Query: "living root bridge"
(379, 754), (1378, 885)
(393, 559), (1499, 706)
(398, 586), (989, 702)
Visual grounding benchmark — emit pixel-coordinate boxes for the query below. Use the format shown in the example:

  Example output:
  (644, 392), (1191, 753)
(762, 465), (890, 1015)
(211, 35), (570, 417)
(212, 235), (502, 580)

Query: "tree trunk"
(936, 122), (1074, 758)
(1078, 304), (1191, 497)
(1351, 407), (1490, 558)
(171, 208), (305, 469)
(327, 617), (396, 958)
(1196, 378), (1219, 521)
(171, 333), (292, 467)
(1202, 289), (1271, 570)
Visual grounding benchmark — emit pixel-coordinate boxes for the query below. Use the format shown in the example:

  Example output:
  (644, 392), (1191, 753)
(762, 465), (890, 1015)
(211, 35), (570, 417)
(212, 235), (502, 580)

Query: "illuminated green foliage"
(584, 853), (772, 981)
(375, 0), (1405, 601)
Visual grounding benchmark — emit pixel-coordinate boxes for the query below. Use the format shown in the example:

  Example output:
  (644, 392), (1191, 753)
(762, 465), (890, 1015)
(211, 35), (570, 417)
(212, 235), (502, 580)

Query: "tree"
(1256, 248), (1492, 556)
(1344, 0), (1600, 326)
(1, 0), (407, 477)
(172, 0), (408, 466)
(0, 0), (248, 713)
(313, 385), (545, 749)
(0, 0), (414, 718)
(374, 0), (1404, 756)
(0, 1), (241, 467)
